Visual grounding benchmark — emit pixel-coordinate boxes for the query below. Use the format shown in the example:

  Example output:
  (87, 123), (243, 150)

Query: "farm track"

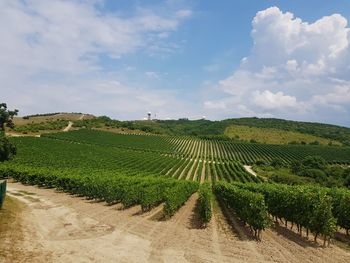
(243, 165), (257, 177)
(2, 182), (350, 263)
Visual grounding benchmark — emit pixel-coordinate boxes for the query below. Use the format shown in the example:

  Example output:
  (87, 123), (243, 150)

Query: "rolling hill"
(7, 113), (350, 146)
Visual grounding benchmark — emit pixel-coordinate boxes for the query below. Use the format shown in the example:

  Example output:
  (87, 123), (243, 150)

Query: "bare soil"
(244, 165), (257, 177)
(1, 182), (350, 263)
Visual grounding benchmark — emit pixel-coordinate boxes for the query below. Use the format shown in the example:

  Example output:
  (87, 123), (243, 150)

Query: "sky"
(1, 0), (350, 126)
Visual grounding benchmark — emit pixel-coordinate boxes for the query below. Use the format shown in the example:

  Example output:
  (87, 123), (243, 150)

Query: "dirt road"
(63, 121), (73, 132)
(1, 183), (349, 263)
(244, 165), (257, 177)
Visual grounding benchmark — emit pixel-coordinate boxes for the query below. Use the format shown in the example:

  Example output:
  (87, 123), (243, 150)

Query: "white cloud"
(205, 6), (350, 125)
(253, 90), (298, 109)
(175, 9), (192, 18)
(0, 0), (194, 119)
(145, 71), (160, 79)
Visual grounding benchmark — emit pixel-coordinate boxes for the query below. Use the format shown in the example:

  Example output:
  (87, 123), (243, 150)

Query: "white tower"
(147, 112), (151, 121)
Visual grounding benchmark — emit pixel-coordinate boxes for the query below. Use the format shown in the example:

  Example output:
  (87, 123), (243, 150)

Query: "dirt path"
(5, 132), (41, 138)
(63, 121), (73, 132)
(2, 183), (350, 263)
(244, 165), (257, 177)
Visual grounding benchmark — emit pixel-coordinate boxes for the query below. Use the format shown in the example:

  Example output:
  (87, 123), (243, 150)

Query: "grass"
(253, 165), (316, 185)
(0, 196), (25, 258)
(13, 113), (94, 126)
(224, 125), (341, 146)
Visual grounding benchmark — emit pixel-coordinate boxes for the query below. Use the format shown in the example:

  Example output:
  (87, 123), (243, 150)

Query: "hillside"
(226, 118), (350, 146)
(7, 113), (95, 135)
(224, 125), (341, 145)
(7, 113), (350, 146)
(71, 116), (350, 145)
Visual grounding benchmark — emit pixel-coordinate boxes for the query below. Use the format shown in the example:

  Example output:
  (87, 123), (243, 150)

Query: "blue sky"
(1, 0), (350, 126)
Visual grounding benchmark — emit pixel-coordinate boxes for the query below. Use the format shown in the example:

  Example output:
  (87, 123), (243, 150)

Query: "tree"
(0, 136), (16, 161)
(344, 174), (350, 189)
(290, 160), (302, 174)
(271, 158), (283, 168)
(0, 103), (18, 131)
(301, 156), (327, 170)
(0, 103), (18, 161)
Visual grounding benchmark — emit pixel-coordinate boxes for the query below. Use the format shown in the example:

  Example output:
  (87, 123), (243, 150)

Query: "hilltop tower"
(147, 112), (151, 121)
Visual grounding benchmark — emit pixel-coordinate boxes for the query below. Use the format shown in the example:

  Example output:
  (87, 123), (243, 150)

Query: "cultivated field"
(1, 128), (350, 262)
(225, 125), (341, 145)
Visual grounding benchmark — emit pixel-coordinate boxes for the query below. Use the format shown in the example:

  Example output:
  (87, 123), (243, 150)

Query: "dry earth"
(1, 182), (350, 263)
(243, 165), (257, 177)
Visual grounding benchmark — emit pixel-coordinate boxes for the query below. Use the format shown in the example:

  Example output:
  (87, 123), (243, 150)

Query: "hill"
(7, 113), (95, 135)
(7, 113), (350, 146)
(72, 116), (350, 145)
(224, 125), (341, 145)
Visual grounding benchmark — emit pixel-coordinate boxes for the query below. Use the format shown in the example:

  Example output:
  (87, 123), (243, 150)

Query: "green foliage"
(287, 156), (349, 187)
(0, 180), (6, 209)
(0, 103), (18, 130)
(225, 117), (350, 145)
(43, 129), (173, 153)
(299, 169), (327, 182)
(71, 116), (350, 146)
(328, 188), (350, 233)
(235, 182), (338, 240)
(269, 173), (315, 186)
(214, 181), (269, 237)
(198, 183), (212, 224)
(13, 120), (69, 133)
(163, 181), (199, 217)
(0, 134), (16, 162)
(271, 158), (284, 168)
(290, 160), (302, 174)
(0, 165), (196, 217)
(301, 156), (327, 170)
(225, 125), (338, 145)
(345, 174), (350, 189)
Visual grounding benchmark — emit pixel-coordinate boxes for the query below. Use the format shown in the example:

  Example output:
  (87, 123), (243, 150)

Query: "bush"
(214, 181), (269, 239)
(198, 183), (212, 224)
(302, 156), (327, 170)
(0, 180), (6, 209)
(299, 169), (327, 182)
(0, 135), (16, 161)
(164, 181), (199, 217)
(269, 173), (315, 185)
(271, 158), (284, 168)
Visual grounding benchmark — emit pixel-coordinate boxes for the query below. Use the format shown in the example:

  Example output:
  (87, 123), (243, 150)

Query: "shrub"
(198, 183), (212, 224)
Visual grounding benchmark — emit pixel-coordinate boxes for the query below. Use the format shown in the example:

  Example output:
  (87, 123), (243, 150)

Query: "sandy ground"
(5, 132), (41, 137)
(1, 182), (350, 263)
(63, 121), (74, 132)
(244, 165), (257, 177)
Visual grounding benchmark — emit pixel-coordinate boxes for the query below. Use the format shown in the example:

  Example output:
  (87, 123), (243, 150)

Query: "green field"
(1, 128), (350, 240)
(225, 125), (341, 145)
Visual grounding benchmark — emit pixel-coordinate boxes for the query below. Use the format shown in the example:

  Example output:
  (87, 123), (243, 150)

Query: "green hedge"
(0, 165), (196, 217)
(164, 181), (199, 217)
(0, 180), (6, 209)
(198, 183), (212, 224)
(214, 181), (269, 239)
(235, 182), (337, 241)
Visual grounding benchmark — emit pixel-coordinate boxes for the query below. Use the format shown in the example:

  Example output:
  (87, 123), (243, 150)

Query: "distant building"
(147, 112), (151, 121)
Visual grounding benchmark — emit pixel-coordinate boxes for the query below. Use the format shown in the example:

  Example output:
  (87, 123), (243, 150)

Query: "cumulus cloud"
(253, 90), (298, 109)
(0, 0), (193, 119)
(205, 6), (350, 125)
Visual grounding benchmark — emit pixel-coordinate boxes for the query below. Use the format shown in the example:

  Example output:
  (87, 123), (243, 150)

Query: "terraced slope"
(225, 125), (341, 145)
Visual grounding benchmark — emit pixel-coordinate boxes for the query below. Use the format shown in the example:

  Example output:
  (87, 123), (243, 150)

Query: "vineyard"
(1, 129), (350, 243)
(0, 180), (6, 209)
(45, 129), (350, 164)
